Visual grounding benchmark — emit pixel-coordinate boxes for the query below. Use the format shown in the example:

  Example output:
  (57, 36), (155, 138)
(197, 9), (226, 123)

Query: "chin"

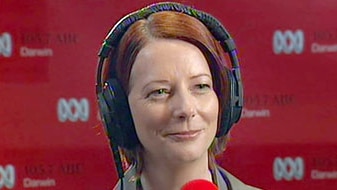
(166, 143), (209, 163)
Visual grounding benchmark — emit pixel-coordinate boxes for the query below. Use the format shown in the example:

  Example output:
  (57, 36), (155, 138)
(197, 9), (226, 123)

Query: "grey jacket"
(114, 166), (261, 190)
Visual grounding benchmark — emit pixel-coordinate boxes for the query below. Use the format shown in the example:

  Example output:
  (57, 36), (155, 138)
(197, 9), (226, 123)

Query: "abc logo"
(273, 30), (304, 54)
(0, 164), (15, 189)
(0, 32), (13, 57)
(273, 157), (305, 181)
(57, 98), (90, 122)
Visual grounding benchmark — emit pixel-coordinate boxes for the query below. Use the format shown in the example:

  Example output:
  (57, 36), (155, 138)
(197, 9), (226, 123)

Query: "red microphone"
(181, 179), (218, 190)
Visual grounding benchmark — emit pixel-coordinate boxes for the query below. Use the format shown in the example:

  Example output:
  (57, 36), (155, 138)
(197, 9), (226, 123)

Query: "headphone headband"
(98, 2), (236, 57)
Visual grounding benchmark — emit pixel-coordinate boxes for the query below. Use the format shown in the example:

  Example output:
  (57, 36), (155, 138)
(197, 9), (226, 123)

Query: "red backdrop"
(1, 0), (336, 189)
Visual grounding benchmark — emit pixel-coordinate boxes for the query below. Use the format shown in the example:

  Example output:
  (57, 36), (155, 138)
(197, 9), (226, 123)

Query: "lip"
(165, 130), (203, 142)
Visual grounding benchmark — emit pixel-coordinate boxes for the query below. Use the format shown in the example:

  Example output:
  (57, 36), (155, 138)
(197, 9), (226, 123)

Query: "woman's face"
(128, 39), (219, 164)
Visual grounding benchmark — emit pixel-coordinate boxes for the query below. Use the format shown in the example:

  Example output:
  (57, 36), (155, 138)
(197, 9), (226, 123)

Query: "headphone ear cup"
(216, 68), (243, 137)
(216, 69), (234, 137)
(97, 78), (140, 149)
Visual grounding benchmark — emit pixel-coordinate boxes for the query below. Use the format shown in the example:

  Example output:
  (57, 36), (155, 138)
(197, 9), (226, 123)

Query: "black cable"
(110, 141), (125, 190)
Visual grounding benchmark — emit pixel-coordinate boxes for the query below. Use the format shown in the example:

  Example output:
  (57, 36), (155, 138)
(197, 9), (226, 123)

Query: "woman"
(96, 2), (260, 190)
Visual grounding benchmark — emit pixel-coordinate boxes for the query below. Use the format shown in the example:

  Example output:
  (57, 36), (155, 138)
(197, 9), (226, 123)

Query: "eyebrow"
(142, 79), (170, 90)
(190, 73), (212, 80)
(142, 73), (212, 89)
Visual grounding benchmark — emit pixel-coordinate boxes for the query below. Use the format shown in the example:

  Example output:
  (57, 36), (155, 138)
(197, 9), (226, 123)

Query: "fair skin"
(128, 38), (219, 190)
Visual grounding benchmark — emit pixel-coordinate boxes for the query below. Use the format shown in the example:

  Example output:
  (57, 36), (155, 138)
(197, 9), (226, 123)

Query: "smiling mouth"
(165, 130), (202, 142)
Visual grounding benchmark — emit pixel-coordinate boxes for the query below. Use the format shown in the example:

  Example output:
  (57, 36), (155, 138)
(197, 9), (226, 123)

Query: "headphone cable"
(110, 141), (125, 190)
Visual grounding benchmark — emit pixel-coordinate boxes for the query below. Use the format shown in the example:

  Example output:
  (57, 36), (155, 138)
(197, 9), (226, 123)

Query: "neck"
(140, 152), (212, 190)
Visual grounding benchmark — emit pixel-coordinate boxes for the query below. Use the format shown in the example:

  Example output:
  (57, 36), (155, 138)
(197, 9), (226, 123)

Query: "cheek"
(202, 94), (219, 122)
(129, 102), (167, 138)
(201, 94), (219, 134)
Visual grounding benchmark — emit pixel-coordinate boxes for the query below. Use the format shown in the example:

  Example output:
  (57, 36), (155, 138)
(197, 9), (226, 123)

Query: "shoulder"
(114, 166), (137, 190)
(218, 167), (263, 190)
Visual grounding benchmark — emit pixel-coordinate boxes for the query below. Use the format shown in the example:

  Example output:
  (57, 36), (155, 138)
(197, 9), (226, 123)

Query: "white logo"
(0, 32), (13, 57)
(0, 164), (15, 189)
(273, 157), (305, 181)
(57, 98), (89, 122)
(273, 30), (304, 54)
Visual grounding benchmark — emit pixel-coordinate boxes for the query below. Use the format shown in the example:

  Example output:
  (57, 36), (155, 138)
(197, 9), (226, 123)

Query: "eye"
(196, 84), (210, 89)
(194, 83), (211, 94)
(147, 88), (170, 98)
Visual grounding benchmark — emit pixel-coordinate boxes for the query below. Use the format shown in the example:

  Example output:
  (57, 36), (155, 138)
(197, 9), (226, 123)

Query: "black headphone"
(96, 2), (243, 151)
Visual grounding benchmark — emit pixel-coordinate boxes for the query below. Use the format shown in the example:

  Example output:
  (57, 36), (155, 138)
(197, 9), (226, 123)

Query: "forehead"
(128, 38), (211, 85)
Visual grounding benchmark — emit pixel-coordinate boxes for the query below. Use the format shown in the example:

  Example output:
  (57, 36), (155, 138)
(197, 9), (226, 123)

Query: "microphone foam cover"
(181, 179), (218, 190)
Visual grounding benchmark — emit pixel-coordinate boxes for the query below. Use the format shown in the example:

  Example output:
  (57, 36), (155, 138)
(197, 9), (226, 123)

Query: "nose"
(171, 89), (196, 120)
